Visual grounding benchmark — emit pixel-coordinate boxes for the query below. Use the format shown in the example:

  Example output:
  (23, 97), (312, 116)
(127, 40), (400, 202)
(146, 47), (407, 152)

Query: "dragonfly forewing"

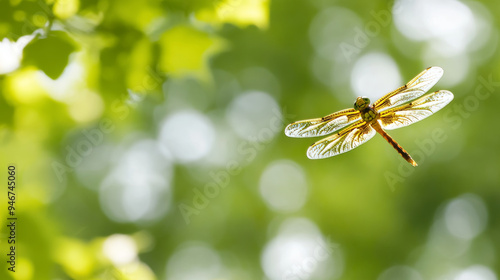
(285, 108), (360, 138)
(374, 66), (444, 112)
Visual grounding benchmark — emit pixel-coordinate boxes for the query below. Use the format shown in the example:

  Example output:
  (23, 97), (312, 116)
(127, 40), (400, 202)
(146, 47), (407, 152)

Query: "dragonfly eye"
(354, 97), (370, 110)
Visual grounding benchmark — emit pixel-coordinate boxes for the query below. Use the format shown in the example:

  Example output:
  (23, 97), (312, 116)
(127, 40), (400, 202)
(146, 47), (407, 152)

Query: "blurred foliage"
(0, 0), (500, 279)
(23, 30), (78, 79)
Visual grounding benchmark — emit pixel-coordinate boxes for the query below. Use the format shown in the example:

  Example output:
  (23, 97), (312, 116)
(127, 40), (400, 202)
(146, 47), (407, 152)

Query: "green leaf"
(22, 31), (78, 79)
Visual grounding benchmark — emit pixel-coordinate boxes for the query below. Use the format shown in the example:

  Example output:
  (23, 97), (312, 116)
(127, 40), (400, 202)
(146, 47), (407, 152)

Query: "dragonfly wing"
(379, 90), (454, 130)
(307, 120), (375, 159)
(285, 108), (361, 138)
(374, 66), (444, 113)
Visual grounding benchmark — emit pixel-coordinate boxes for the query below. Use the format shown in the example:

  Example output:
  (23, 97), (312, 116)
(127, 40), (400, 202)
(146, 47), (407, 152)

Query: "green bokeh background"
(1, 0), (500, 279)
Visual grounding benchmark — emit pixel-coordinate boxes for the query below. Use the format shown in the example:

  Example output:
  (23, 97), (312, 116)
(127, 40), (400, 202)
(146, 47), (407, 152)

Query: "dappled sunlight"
(159, 109), (215, 163)
(53, 0), (80, 20)
(67, 90), (104, 123)
(393, 0), (496, 87)
(55, 238), (96, 278)
(444, 194), (488, 240)
(195, 0), (270, 28)
(261, 218), (343, 280)
(38, 59), (85, 102)
(100, 140), (172, 223)
(159, 25), (224, 79)
(350, 52), (402, 100)
(454, 265), (497, 280)
(308, 7), (363, 99)
(309, 7), (363, 63)
(1, 0), (499, 279)
(103, 234), (138, 266)
(0, 35), (34, 74)
(15, 258), (35, 280)
(422, 49), (470, 87)
(259, 159), (308, 212)
(406, 194), (496, 279)
(225, 90), (282, 141)
(166, 242), (223, 280)
(394, 0), (476, 49)
(5, 67), (47, 104)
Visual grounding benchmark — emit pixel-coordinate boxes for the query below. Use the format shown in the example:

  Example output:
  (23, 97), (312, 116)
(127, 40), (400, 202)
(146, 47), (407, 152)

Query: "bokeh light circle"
(351, 52), (402, 100)
(226, 91), (282, 141)
(99, 140), (172, 223)
(259, 159), (308, 212)
(159, 109), (215, 163)
(261, 218), (343, 280)
(444, 194), (488, 240)
(166, 243), (223, 280)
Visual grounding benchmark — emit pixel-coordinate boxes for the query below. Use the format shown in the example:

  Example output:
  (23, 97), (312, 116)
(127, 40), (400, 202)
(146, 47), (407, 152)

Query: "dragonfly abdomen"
(372, 121), (418, 166)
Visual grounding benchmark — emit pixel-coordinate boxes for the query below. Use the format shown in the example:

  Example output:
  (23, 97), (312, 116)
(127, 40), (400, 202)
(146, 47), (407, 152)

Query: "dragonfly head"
(354, 97), (370, 111)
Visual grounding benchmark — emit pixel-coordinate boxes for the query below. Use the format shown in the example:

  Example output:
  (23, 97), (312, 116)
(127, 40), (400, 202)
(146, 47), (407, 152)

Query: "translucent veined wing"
(285, 108), (361, 138)
(373, 66), (444, 113)
(307, 120), (375, 159)
(378, 90), (454, 130)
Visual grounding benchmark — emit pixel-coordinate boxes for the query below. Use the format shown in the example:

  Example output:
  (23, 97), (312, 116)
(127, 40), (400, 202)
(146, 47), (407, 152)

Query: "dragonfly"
(284, 66), (454, 166)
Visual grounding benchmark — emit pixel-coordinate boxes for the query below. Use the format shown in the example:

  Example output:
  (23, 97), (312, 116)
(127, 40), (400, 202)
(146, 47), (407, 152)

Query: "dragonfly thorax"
(361, 108), (378, 122)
